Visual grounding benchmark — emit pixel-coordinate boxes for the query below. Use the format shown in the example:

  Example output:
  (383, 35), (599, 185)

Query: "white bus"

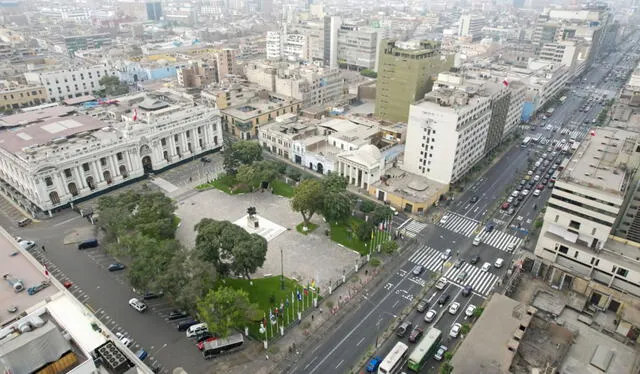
(379, 341), (409, 374)
(521, 137), (531, 147)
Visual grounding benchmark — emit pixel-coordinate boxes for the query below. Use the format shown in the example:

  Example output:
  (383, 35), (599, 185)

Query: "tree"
(223, 137), (240, 175)
(371, 205), (393, 225)
(360, 69), (378, 78)
(381, 240), (398, 254)
(229, 234), (267, 280)
(236, 161), (280, 189)
(291, 179), (324, 227)
(197, 287), (255, 338)
(473, 306), (484, 318)
(357, 221), (375, 242)
(359, 200), (376, 213)
(232, 140), (263, 165)
(461, 323), (471, 335)
(322, 191), (352, 223)
(160, 253), (217, 313)
(236, 164), (260, 187)
(440, 362), (454, 374)
(98, 75), (129, 97)
(321, 173), (348, 192)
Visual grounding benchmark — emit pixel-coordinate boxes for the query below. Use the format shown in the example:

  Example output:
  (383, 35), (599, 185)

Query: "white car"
(465, 305), (477, 317)
(424, 309), (437, 323)
(435, 277), (448, 290)
(533, 175), (540, 182)
(533, 189), (541, 197)
(441, 248), (452, 260)
(18, 240), (36, 250)
(506, 242), (516, 253)
(439, 215), (450, 224)
(481, 262), (491, 272)
(521, 189), (530, 196)
(448, 302), (460, 315)
(128, 298), (147, 312)
(494, 258), (504, 268)
(511, 190), (519, 197)
(115, 332), (132, 347)
(449, 323), (462, 338)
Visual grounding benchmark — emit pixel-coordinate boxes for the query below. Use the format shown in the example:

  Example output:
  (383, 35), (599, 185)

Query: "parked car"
(177, 319), (199, 331)
(128, 298), (147, 313)
(366, 356), (382, 373)
(108, 263), (126, 272)
(168, 310), (189, 320)
(434, 345), (448, 361)
(408, 327), (424, 343)
(465, 305), (477, 317)
(448, 302), (460, 315)
(18, 240), (36, 250)
(501, 202), (510, 210)
(396, 321), (413, 337)
(449, 323), (462, 338)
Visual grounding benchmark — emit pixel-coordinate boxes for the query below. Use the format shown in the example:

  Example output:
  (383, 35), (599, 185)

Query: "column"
(93, 161), (103, 183)
(111, 155), (120, 176)
(169, 136), (177, 159)
(182, 131), (190, 155)
(75, 166), (86, 189)
(56, 171), (70, 196)
(126, 150), (135, 174)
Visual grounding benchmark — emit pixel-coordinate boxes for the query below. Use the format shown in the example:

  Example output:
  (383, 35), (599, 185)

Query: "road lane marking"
(335, 360), (344, 369)
(53, 215), (82, 227)
(356, 337), (365, 346)
(304, 356), (318, 370)
(392, 300), (399, 308)
(307, 271), (413, 374)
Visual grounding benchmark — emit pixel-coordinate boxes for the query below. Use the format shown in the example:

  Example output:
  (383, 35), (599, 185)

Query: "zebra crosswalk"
(481, 230), (523, 252)
(568, 129), (587, 140)
(407, 246), (500, 296)
(437, 213), (479, 237)
(444, 263), (500, 296)
(401, 220), (428, 238)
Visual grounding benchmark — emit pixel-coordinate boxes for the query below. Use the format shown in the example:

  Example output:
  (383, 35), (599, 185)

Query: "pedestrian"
(311, 314), (314, 321)
(365, 269), (368, 276)
(41, 245), (46, 252)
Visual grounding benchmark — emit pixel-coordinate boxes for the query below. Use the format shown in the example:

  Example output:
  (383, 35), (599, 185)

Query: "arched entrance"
(103, 170), (112, 184)
(86, 176), (96, 190)
(142, 156), (153, 173)
(68, 182), (78, 196)
(49, 191), (60, 205)
(133, 74), (138, 82)
(119, 165), (128, 178)
(316, 163), (324, 174)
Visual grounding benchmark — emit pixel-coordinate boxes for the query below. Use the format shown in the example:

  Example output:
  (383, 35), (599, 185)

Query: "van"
(472, 236), (482, 246)
(78, 239), (98, 250)
(186, 323), (208, 338)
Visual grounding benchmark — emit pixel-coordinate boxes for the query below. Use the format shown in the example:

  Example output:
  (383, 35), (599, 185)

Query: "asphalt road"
(3, 209), (215, 374)
(288, 32), (640, 374)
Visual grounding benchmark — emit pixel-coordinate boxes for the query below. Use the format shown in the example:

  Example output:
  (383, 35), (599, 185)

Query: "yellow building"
(221, 92), (301, 140)
(0, 84), (47, 112)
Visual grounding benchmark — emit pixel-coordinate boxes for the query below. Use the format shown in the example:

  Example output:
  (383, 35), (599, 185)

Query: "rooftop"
(560, 127), (639, 194)
(450, 293), (537, 374)
(0, 106), (76, 128)
(371, 167), (447, 204)
(221, 93), (299, 121)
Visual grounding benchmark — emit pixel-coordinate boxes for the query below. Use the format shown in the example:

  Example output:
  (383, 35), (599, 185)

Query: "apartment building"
(289, 21), (325, 63)
(539, 41), (589, 78)
(63, 33), (112, 56)
(403, 88), (491, 185)
(336, 24), (380, 70)
(24, 65), (116, 103)
(216, 48), (237, 82)
(176, 61), (217, 89)
(375, 40), (454, 123)
(0, 92), (223, 215)
(533, 128), (640, 316)
(458, 14), (486, 41)
(620, 62), (640, 107)
(0, 83), (47, 112)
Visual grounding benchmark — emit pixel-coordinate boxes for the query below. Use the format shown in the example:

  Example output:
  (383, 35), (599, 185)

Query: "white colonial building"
(0, 92), (223, 216)
(24, 64), (118, 103)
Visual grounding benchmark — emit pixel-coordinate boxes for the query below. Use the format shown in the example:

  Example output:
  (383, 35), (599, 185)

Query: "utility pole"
(280, 248), (285, 290)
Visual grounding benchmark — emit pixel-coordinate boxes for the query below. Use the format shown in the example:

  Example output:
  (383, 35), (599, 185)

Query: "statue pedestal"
(247, 215), (259, 228)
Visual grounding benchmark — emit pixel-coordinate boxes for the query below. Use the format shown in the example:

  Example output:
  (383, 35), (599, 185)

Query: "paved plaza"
(175, 188), (360, 289)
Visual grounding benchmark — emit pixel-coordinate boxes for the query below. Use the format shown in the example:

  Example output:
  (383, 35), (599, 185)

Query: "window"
(64, 168), (72, 178)
(100, 157), (107, 166)
(574, 251), (579, 258)
(82, 163), (90, 172)
(569, 220), (581, 230)
(591, 227), (596, 235)
(117, 152), (123, 161)
(174, 134), (179, 141)
(558, 245), (569, 254)
(45, 177), (53, 186)
(161, 138), (167, 146)
(555, 215), (559, 223)
(616, 267), (629, 277)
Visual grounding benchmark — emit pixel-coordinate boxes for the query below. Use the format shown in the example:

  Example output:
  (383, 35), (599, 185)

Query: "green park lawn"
(330, 217), (370, 256)
(296, 222), (319, 235)
(196, 174), (250, 194)
(271, 179), (295, 198)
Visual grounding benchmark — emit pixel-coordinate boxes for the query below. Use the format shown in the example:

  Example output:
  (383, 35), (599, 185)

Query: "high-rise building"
(146, 1), (162, 21)
(265, 31), (308, 61)
(403, 88), (492, 185)
(375, 40), (454, 123)
(458, 14), (486, 41)
(216, 49), (236, 82)
(337, 24), (380, 70)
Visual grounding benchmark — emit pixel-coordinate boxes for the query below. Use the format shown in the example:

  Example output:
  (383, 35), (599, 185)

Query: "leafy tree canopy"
(98, 75), (129, 97)
(197, 286), (257, 338)
(291, 179), (324, 227)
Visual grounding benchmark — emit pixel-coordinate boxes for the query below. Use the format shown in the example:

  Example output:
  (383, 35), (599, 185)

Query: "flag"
(590, 130), (596, 136)
(44, 264), (49, 277)
(371, 229), (374, 241)
(296, 289), (302, 301)
(269, 309), (277, 324)
(379, 222), (384, 231)
(133, 108), (138, 121)
(311, 279), (316, 290)
(280, 301), (284, 310)
(502, 79), (509, 87)
(303, 286), (309, 295)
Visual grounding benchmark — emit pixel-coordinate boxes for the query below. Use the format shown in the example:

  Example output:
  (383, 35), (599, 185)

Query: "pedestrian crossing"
(437, 213), (479, 237)
(400, 220), (428, 238)
(481, 230), (523, 252)
(444, 263), (500, 297)
(568, 129), (587, 140)
(407, 246), (500, 297)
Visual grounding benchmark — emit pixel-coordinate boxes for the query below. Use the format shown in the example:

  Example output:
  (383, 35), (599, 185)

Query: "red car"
(536, 184), (545, 190)
(501, 202), (510, 210)
(197, 337), (217, 350)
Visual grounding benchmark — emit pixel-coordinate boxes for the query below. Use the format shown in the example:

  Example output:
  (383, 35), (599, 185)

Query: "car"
(132, 288), (165, 300)
(533, 190), (541, 197)
(108, 263), (126, 272)
(507, 208), (516, 215)
(534, 175), (540, 182)
(520, 179), (527, 186)
(434, 345), (448, 361)
(200, 157), (211, 163)
(462, 285), (473, 297)
(453, 259), (464, 269)
(197, 336), (218, 350)
(448, 302), (460, 315)
(501, 202), (510, 210)
(135, 349), (148, 361)
(168, 309), (189, 320)
(521, 189), (529, 196)
(527, 170), (534, 176)
(128, 298), (147, 313)
(396, 321), (413, 337)
(455, 271), (467, 282)
(495, 258), (505, 268)
(18, 240), (36, 250)
(408, 327), (424, 343)
(511, 190), (519, 198)
(416, 299), (430, 313)
(17, 218), (32, 227)
(465, 304), (477, 317)
(424, 309), (437, 323)
(195, 332), (214, 343)
(441, 248), (452, 260)
(469, 196), (479, 203)
(449, 323), (462, 338)
(438, 294), (450, 306)
(366, 356), (382, 373)
(470, 255), (480, 265)
(435, 277), (447, 290)
(506, 242), (517, 253)
(542, 178), (549, 185)
(412, 265), (424, 276)
(536, 184), (544, 190)
(507, 196), (514, 203)
(439, 215), (450, 224)
(512, 199), (520, 207)
(120, 336), (132, 347)
(481, 262), (491, 272)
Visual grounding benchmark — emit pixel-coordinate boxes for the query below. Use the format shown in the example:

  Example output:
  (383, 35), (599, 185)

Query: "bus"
(521, 137), (531, 147)
(407, 328), (442, 372)
(546, 107), (555, 117)
(202, 333), (244, 359)
(378, 341), (409, 374)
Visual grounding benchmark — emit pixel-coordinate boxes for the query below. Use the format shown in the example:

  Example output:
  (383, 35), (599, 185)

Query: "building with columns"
(0, 92), (223, 216)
